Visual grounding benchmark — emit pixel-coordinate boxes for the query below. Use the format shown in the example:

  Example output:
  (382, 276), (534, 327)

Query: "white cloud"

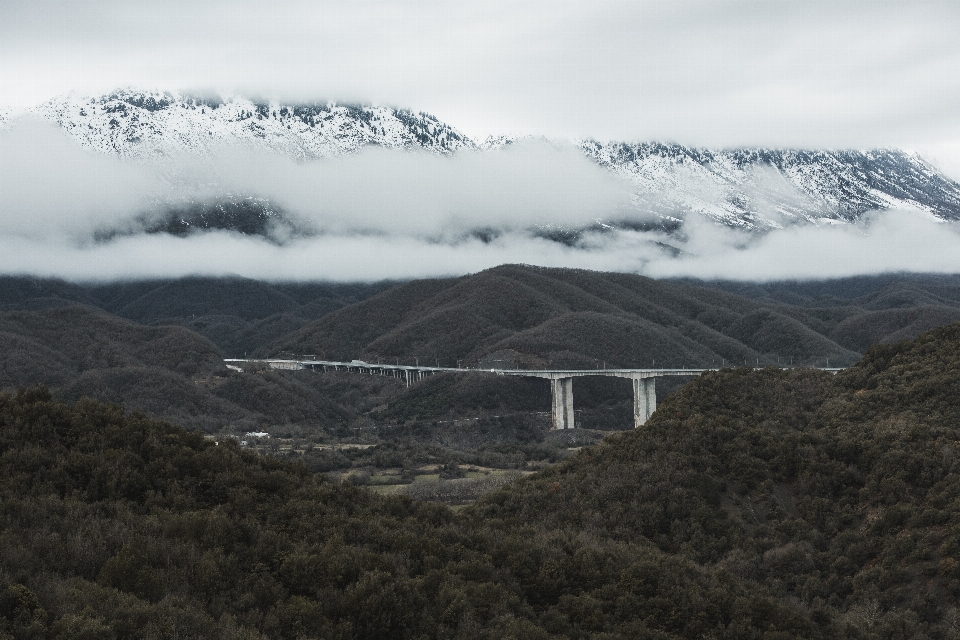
(0, 210), (958, 283)
(915, 139), (960, 182)
(645, 210), (960, 281)
(176, 140), (633, 237)
(0, 124), (633, 241)
(3, 118), (960, 283)
(0, 118), (160, 240)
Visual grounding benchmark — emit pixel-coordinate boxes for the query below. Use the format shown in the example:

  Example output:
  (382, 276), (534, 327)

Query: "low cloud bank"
(1, 211), (958, 282)
(0, 119), (162, 240)
(648, 210), (960, 281)
(163, 140), (634, 237)
(2, 121), (960, 282)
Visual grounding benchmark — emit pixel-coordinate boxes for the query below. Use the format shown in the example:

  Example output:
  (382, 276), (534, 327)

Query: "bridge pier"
(551, 377), (575, 430)
(632, 377), (656, 428)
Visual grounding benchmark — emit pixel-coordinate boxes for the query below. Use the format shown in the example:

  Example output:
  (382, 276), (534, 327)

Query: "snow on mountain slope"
(0, 107), (15, 131)
(30, 89), (475, 162)
(580, 142), (960, 230)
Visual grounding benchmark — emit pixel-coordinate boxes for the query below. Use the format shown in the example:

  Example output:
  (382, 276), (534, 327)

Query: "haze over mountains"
(5, 2), (960, 635)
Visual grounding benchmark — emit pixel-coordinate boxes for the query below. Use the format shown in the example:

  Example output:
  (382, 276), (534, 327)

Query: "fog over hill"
(3, 89), (960, 281)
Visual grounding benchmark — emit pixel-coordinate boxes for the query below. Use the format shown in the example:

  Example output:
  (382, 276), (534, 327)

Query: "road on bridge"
(224, 358), (844, 430)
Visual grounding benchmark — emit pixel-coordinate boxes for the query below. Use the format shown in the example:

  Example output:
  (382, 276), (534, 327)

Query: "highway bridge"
(224, 358), (844, 430)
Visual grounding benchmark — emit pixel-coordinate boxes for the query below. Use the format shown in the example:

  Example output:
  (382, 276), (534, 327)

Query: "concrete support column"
(551, 377), (575, 430)
(633, 377), (656, 428)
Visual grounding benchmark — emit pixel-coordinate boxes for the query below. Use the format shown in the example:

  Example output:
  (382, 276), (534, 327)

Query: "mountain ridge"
(27, 88), (473, 161)
(580, 141), (960, 229)
(258, 264), (960, 369)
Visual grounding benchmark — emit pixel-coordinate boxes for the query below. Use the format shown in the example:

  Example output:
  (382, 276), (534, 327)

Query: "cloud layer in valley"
(163, 138), (634, 238)
(0, 118), (163, 240)
(3, 121), (960, 283)
(1, 208), (959, 283)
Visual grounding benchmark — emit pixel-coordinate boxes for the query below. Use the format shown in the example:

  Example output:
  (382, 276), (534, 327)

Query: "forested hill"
(4, 322), (960, 637)
(470, 321), (960, 637)
(4, 268), (960, 437)
(263, 265), (960, 368)
(0, 275), (395, 358)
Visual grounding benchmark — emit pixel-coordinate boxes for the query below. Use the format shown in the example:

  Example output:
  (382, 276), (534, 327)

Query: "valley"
(4, 266), (960, 507)
(3, 301), (960, 637)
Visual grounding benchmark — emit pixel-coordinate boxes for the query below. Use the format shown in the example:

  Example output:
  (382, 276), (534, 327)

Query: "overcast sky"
(2, 0), (960, 161)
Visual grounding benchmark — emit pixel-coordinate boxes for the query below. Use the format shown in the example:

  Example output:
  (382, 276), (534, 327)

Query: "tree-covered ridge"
(472, 323), (960, 637)
(1, 388), (807, 639)
(5, 322), (960, 637)
(4, 269), (960, 444)
(267, 265), (960, 371)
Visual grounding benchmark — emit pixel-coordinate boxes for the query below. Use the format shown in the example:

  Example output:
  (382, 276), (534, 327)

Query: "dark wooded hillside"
(0, 386), (814, 639)
(5, 268), (960, 477)
(468, 321), (960, 638)
(0, 304), (364, 433)
(0, 275), (395, 357)
(5, 321), (960, 637)
(265, 265), (960, 369)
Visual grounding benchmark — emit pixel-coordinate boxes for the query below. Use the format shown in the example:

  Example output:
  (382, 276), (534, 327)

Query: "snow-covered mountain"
(30, 88), (474, 161)
(8, 88), (960, 233)
(581, 141), (960, 230)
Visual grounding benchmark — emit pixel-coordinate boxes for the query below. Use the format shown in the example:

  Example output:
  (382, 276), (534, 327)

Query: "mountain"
(0, 301), (389, 433)
(30, 88), (474, 161)
(260, 264), (960, 369)
(580, 141), (960, 229)
(8, 88), (960, 234)
(0, 275), (395, 358)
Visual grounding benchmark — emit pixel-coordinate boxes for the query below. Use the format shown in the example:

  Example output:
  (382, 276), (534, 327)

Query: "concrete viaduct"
(223, 358), (843, 430)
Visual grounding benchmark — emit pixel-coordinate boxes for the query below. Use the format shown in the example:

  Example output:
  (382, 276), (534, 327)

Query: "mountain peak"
(26, 88), (476, 162)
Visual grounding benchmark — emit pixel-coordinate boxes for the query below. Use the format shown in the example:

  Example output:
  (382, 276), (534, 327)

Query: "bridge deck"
(224, 358), (843, 376)
(223, 358), (845, 430)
